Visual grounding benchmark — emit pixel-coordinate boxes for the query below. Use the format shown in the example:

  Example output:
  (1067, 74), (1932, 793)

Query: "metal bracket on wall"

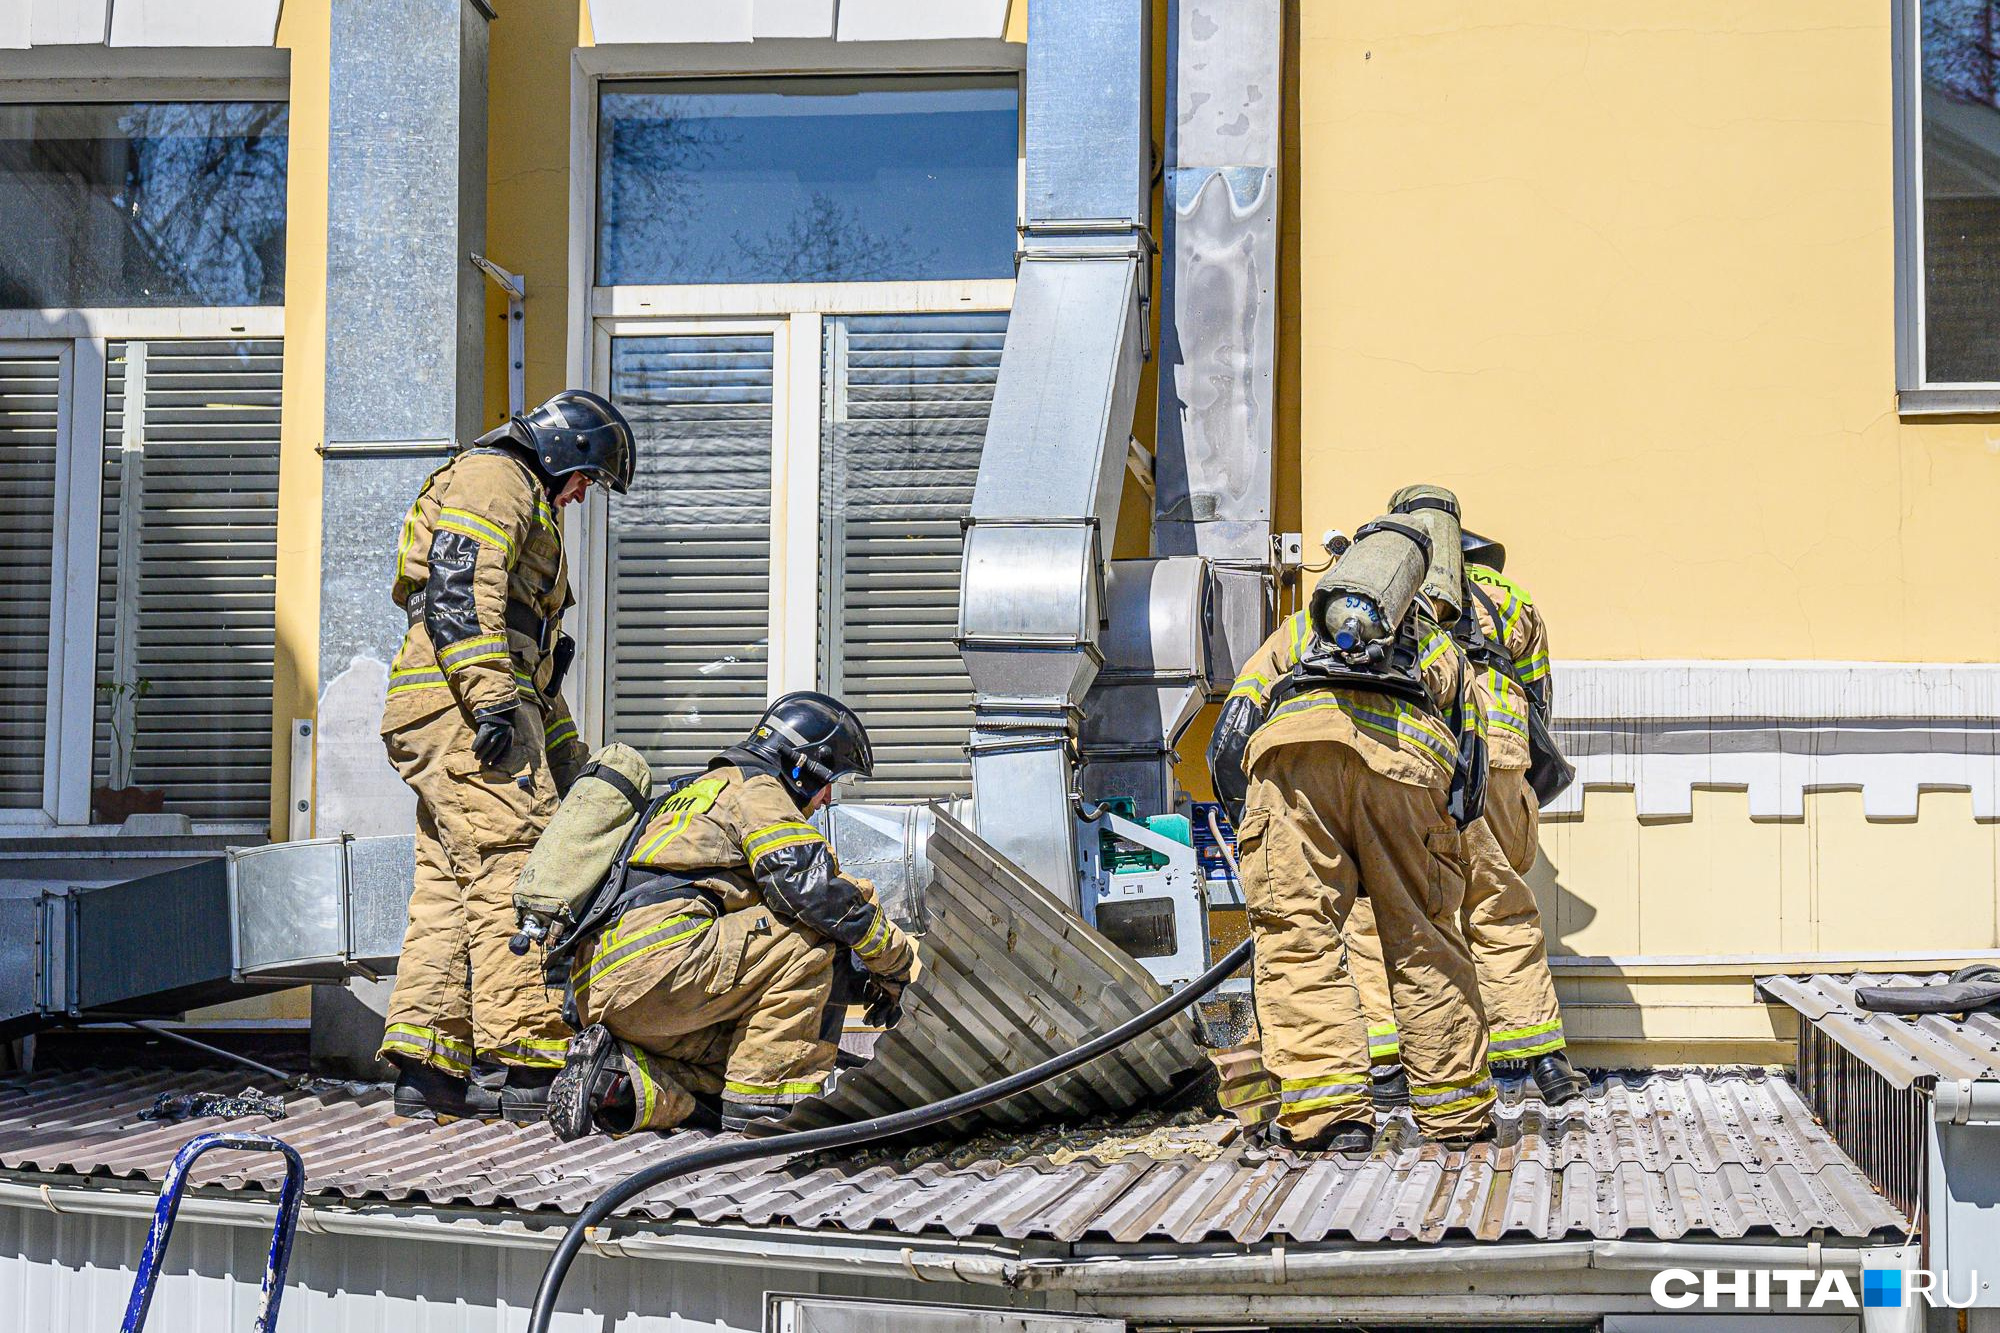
(287, 719), (313, 842)
(471, 253), (527, 416)
(315, 439), (456, 459)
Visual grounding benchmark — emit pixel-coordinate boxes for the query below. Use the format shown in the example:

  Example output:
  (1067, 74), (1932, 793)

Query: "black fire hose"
(525, 933), (1255, 1332)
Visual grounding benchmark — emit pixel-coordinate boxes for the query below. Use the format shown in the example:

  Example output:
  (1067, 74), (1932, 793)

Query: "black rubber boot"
(548, 1025), (624, 1142)
(1530, 1051), (1587, 1106)
(721, 1100), (792, 1134)
(1370, 1064), (1411, 1109)
(500, 1066), (557, 1124)
(1281, 1119), (1375, 1155)
(392, 1061), (495, 1122)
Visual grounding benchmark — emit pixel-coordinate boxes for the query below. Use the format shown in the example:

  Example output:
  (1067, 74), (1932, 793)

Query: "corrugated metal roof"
(1759, 972), (2000, 1090)
(787, 811), (1204, 1129)
(0, 1066), (1902, 1245)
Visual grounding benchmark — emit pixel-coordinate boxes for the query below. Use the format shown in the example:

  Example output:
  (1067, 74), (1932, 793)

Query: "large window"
(0, 336), (282, 826)
(0, 102), (287, 310)
(588, 72), (1020, 801)
(1903, 1), (2000, 395)
(597, 76), (1018, 286)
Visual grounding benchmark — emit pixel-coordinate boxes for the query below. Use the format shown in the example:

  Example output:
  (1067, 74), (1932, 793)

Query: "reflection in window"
(0, 102), (288, 310)
(1921, 1), (2000, 381)
(597, 76), (1018, 287)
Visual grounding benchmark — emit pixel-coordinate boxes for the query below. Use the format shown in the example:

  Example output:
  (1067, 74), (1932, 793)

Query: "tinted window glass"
(1921, 1), (2000, 381)
(598, 76), (1018, 286)
(0, 102), (287, 310)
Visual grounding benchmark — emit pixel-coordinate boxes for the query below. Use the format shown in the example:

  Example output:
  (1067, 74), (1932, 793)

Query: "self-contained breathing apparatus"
(1285, 513), (1487, 827)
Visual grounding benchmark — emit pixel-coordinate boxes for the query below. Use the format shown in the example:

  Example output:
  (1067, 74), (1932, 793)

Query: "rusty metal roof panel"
(0, 1067), (1902, 1246)
(1759, 972), (2000, 1089)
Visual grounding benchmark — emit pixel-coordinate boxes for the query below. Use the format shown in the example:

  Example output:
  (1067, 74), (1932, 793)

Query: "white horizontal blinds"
(606, 333), (775, 773)
(0, 349), (61, 810)
(93, 339), (282, 821)
(818, 313), (1005, 800)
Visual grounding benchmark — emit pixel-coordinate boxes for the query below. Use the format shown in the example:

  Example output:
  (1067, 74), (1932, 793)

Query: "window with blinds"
(0, 349), (60, 810)
(606, 334), (774, 773)
(92, 339), (281, 821)
(818, 313), (1004, 801)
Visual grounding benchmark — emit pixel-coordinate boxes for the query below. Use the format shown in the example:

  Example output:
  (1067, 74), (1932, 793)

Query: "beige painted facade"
(173, 0), (2000, 1056)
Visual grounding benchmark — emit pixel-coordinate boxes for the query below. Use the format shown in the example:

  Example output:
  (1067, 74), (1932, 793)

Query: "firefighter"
(547, 692), (920, 1140)
(377, 389), (636, 1123)
(1346, 523), (1587, 1109)
(1209, 509), (1496, 1153)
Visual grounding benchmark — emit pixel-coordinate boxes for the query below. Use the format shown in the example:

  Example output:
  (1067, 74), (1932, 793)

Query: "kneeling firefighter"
(1209, 492), (1496, 1152)
(1346, 491), (1586, 1109)
(546, 692), (920, 1140)
(376, 389), (636, 1123)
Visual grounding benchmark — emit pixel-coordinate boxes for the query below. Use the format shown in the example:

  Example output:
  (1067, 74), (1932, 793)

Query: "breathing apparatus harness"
(1276, 526), (1488, 829)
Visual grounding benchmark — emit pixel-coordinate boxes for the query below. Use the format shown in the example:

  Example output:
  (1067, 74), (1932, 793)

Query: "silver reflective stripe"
(1279, 1080), (1368, 1105)
(1410, 1076), (1495, 1109)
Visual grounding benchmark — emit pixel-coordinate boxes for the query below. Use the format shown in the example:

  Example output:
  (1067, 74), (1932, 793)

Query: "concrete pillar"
(310, 0), (491, 1073)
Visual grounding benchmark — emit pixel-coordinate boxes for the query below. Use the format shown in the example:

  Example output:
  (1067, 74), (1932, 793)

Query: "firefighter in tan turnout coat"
(1209, 501), (1498, 1151)
(549, 692), (920, 1139)
(377, 389), (636, 1123)
(1347, 524), (1587, 1110)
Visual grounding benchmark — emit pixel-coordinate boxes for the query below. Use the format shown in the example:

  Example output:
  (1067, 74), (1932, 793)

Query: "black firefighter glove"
(859, 973), (909, 1030)
(471, 703), (519, 767)
(547, 632), (577, 697)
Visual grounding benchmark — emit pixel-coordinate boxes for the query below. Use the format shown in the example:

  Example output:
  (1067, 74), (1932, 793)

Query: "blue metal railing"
(119, 1132), (306, 1333)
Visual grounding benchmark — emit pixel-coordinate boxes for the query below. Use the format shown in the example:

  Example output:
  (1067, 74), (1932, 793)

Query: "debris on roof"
(0, 1066), (1903, 1246)
(1759, 972), (2000, 1089)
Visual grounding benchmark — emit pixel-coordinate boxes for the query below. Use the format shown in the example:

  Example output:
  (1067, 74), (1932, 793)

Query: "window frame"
(1895, 0), (2000, 413)
(0, 306), (282, 831)
(566, 42), (1025, 752)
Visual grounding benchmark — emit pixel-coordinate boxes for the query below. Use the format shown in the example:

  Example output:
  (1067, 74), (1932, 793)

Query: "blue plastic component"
(121, 1132), (306, 1333)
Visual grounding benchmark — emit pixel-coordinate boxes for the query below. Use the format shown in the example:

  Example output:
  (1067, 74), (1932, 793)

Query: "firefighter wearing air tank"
(376, 389), (637, 1124)
(1209, 491), (1496, 1151)
(548, 693), (920, 1140)
(1346, 492), (1586, 1110)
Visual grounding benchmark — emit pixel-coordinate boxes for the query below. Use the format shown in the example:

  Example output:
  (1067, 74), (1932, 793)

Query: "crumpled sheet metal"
(1758, 972), (2000, 1090)
(0, 1067), (1903, 1245)
(784, 810), (1207, 1130)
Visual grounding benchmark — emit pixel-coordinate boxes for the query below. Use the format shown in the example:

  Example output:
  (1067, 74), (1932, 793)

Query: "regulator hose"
(525, 933), (1256, 1332)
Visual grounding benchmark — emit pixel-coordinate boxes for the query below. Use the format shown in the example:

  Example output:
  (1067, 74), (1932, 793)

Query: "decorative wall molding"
(0, 0), (280, 50)
(586, 0), (1009, 46)
(1547, 661), (2000, 820)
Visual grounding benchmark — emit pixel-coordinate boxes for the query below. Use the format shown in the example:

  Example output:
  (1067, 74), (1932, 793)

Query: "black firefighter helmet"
(733, 691), (875, 804)
(1460, 528), (1506, 572)
(475, 388), (636, 494)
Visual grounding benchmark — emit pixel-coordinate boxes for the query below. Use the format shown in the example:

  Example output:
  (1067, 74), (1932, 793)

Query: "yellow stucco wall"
(1294, 0), (1999, 663)
(268, 0), (331, 838)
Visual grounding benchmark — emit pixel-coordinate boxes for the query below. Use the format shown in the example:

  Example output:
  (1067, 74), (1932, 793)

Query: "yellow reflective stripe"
(1410, 1074), (1499, 1113)
(386, 668), (449, 697)
(436, 507), (518, 562)
(1492, 1019), (1563, 1042)
(725, 1076), (826, 1098)
(578, 914), (712, 991)
(381, 1023), (473, 1075)
(395, 500), (424, 583)
(1365, 1022), (1401, 1058)
(439, 634), (510, 674)
(1419, 629), (1451, 669)
(533, 492), (560, 539)
(1518, 653), (1551, 683)
(491, 1037), (568, 1069)
(1215, 1076), (1279, 1108)
(1285, 610), (1311, 664)
(547, 719), (579, 749)
(1267, 693), (1458, 769)
(744, 820), (824, 863)
(1227, 670), (1272, 704)
(630, 1046), (661, 1128)
(634, 813), (698, 862)
(854, 908), (892, 959)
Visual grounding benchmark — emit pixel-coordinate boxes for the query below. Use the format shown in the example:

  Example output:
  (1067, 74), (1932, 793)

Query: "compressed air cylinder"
(514, 742), (653, 918)
(1308, 518), (1428, 651)
(1387, 483), (1465, 620)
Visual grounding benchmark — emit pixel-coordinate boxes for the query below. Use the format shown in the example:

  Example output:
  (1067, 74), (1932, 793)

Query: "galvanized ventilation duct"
(959, 0), (1153, 910)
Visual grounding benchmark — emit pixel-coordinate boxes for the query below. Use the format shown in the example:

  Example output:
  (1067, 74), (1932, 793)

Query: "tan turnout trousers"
(1349, 765), (1565, 1072)
(1241, 743), (1494, 1141)
(378, 703), (572, 1073)
(571, 901), (839, 1129)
